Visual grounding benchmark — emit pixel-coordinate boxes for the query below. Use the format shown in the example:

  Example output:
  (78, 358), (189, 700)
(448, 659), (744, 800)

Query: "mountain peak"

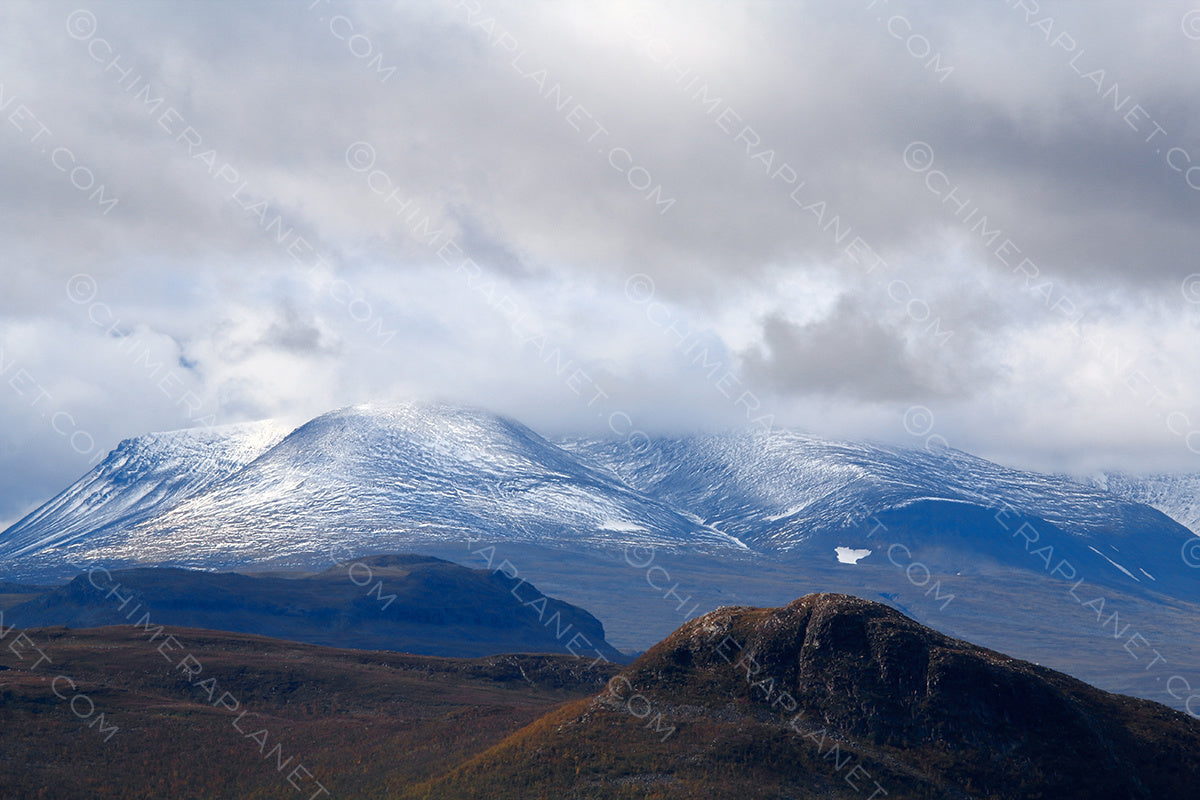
(317, 399), (507, 426)
(678, 591), (934, 650)
(641, 591), (1081, 740)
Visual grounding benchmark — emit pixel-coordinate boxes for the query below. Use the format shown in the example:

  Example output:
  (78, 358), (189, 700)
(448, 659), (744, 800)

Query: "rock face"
(419, 593), (1200, 799)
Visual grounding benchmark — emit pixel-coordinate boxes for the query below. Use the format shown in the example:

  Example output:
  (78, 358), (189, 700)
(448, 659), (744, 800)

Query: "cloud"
(745, 299), (957, 402)
(1, 0), (1199, 522)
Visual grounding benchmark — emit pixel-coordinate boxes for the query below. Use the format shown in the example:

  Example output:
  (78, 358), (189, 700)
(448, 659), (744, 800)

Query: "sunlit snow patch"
(835, 547), (872, 564)
(599, 520), (647, 532)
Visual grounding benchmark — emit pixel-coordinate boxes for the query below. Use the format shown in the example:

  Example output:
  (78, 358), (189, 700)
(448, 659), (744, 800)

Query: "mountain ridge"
(2, 554), (627, 661)
(5, 403), (1193, 552)
(4, 401), (1194, 605)
(1, 418), (293, 560)
(0, 403), (746, 576)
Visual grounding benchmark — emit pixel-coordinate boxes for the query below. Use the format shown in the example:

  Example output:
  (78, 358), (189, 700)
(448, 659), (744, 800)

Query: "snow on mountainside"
(559, 432), (1173, 546)
(0, 403), (742, 575)
(1085, 472), (1200, 536)
(559, 432), (1199, 599)
(1, 419), (293, 560)
(2, 403), (1196, 603)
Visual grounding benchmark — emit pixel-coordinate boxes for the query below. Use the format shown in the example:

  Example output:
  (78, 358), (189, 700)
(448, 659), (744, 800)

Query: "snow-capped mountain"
(2, 402), (1196, 604)
(0, 403), (742, 575)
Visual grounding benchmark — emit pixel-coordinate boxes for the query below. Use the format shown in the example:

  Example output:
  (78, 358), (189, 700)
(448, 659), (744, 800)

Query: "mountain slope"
(7, 406), (1189, 597)
(0, 419), (292, 560)
(3, 555), (626, 661)
(416, 593), (1200, 799)
(0, 403), (744, 577)
(562, 432), (1200, 599)
(1087, 470), (1200, 535)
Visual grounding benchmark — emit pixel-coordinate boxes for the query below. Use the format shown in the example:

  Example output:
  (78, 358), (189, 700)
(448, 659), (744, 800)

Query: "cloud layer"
(2, 0), (1200, 524)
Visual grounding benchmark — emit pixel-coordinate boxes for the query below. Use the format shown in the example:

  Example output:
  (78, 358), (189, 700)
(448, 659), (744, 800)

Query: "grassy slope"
(0, 625), (617, 799)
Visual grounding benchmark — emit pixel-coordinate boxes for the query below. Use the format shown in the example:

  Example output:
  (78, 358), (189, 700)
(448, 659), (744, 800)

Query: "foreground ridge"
(417, 592), (1200, 799)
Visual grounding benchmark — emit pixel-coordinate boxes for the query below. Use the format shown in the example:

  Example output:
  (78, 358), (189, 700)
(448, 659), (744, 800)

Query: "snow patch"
(892, 496), (978, 508)
(765, 505), (806, 522)
(835, 547), (872, 565)
(1088, 545), (1139, 581)
(598, 520), (647, 532)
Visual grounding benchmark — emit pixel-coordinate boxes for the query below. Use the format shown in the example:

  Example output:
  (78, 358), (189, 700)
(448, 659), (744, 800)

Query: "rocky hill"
(418, 593), (1200, 799)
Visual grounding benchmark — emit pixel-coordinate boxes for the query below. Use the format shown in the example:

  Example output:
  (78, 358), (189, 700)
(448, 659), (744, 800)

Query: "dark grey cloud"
(749, 308), (928, 401)
(744, 297), (986, 402)
(261, 304), (338, 356)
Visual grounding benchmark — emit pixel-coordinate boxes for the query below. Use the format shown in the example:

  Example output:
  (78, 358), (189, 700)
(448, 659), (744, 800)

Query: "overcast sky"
(3, 0), (1200, 526)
